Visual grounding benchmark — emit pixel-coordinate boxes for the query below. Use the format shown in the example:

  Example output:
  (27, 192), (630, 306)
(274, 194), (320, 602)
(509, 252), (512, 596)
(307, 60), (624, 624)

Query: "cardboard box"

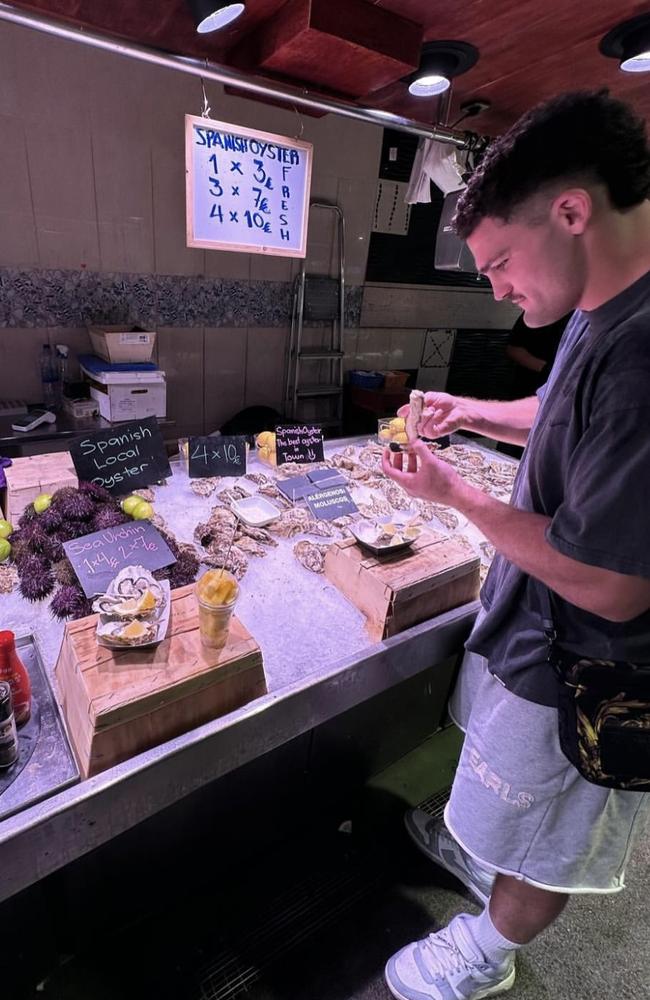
(3, 452), (78, 522)
(89, 378), (166, 422)
(382, 370), (410, 391)
(55, 584), (267, 777)
(88, 325), (156, 364)
(324, 529), (480, 639)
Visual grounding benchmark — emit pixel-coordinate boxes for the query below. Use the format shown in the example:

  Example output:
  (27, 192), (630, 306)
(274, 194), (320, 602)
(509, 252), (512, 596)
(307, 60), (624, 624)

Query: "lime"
(33, 493), (53, 514)
(131, 500), (153, 521)
(121, 495), (143, 516)
(0, 538), (11, 562)
(0, 519), (13, 540)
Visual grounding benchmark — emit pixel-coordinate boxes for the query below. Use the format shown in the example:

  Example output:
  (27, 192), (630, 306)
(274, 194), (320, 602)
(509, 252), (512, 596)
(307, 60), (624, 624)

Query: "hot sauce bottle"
(0, 631), (31, 726)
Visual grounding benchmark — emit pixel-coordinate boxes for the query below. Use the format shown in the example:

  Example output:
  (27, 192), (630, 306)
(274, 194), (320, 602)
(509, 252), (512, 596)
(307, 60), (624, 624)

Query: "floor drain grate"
(416, 785), (452, 820)
(196, 850), (380, 1000)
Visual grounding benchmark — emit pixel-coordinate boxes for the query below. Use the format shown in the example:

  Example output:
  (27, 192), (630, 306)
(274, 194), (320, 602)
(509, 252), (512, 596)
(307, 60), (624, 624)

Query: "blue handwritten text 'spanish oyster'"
(92, 565), (164, 618)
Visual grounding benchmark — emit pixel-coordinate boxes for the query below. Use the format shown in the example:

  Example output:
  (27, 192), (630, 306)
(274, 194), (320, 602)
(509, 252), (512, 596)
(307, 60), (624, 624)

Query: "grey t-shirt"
(467, 270), (650, 707)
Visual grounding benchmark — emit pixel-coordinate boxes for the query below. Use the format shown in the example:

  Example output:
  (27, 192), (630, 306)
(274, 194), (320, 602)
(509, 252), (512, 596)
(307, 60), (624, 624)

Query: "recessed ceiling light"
(188, 0), (245, 34)
(600, 15), (650, 73)
(409, 75), (450, 97)
(406, 41), (478, 99)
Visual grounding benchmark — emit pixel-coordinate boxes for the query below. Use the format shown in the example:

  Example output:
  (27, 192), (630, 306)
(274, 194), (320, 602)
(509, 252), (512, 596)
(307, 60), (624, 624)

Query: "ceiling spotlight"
(407, 41), (479, 98)
(600, 14), (650, 73)
(188, 0), (246, 34)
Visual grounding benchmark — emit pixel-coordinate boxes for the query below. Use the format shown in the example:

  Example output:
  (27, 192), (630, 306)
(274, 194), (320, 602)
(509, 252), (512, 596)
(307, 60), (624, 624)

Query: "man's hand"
(398, 392), (539, 447)
(382, 438), (464, 506)
(397, 392), (475, 440)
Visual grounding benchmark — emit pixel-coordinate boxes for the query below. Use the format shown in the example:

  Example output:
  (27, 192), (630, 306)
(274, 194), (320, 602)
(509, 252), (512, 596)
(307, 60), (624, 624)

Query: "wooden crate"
(3, 451), (78, 522)
(55, 584), (266, 777)
(324, 529), (480, 639)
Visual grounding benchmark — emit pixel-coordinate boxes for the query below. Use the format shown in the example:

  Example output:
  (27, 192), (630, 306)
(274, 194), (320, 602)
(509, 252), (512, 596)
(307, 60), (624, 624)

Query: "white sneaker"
(405, 811), (495, 907)
(385, 913), (516, 1000)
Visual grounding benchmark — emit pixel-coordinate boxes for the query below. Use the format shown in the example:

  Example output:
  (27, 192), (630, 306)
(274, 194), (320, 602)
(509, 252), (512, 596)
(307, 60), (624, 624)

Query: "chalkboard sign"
(276, 475), (316, 502)
(63, 522), (177, 598)
(306, 486), (358, 521)
(69, 417), (171, 496)
(185, 114), (313, 258)
(307, 469), (348, 488)
(276, 425), (325, 466)
(189, 435), (247, 478)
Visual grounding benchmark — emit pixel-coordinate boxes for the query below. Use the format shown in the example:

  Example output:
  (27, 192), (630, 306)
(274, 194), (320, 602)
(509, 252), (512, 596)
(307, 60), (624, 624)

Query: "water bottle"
(40, 344), (58, 409)
(55, 344), (69, 408)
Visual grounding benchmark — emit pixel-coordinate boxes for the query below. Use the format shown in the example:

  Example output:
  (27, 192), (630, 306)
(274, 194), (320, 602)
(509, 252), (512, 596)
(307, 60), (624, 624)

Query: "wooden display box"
(55, 584), (266, 777)
(324, 530), (480, 639)
(2, 452), (78, 523)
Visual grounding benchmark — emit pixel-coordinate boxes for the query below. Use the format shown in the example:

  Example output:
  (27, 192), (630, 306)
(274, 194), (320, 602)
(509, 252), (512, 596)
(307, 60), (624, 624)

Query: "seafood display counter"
(0, 435), (516, 904)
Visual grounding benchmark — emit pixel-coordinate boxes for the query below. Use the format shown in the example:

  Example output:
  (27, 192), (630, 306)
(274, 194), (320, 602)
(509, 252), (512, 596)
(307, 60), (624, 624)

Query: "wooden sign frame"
(185, 114), (313, 258)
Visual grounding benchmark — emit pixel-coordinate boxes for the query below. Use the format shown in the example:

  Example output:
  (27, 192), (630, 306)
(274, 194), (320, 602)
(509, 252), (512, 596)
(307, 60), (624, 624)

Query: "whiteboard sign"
(185, 114), (313, 257)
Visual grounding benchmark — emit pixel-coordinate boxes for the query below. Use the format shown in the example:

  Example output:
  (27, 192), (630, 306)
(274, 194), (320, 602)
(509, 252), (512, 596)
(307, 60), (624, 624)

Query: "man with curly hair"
(383, 90), (650, 1000)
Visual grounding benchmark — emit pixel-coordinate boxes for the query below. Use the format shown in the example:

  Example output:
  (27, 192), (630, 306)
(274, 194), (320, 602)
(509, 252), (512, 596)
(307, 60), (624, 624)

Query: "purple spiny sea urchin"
(18, 505), (37, 528)
(53, 492), (95, 521)
(39, 507), (63, 533)
(78, 481), (114, 505)
(18, 554), (54, 601)
(157, 528), (180, 558)
(91, 507), (128, 532)
(56, 522), (81, 543)
(169, 550), (199, 589)
(50, 585), (92, 620)
(24, 524), (50, 555)
(51, 486), (78, 504)
(42, 535), (65, 563)
(8, 532), (31, 566)
(53, 558), (78, 587)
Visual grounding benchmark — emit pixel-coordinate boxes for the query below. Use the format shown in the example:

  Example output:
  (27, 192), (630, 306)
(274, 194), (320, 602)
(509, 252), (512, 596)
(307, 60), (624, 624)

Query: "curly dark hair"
(454, 90), (650, 239)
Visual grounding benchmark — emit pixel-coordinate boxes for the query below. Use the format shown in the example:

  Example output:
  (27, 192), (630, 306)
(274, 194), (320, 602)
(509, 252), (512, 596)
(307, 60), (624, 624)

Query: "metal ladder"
(284, 202), (345, 431)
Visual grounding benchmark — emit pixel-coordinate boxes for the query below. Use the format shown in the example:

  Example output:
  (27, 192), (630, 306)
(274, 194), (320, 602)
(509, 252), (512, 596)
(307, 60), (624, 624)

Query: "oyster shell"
(236, 537), (269, 558)
(269, 507), (314, 538)
(97, 617), (158, 645)
(92, 566), (164, 618)
(293, 540), (329, 574)
(190, 478), (219, 497)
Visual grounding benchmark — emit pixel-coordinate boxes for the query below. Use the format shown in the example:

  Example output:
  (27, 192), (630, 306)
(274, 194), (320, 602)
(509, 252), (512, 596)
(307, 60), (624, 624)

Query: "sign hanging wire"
(200, 61), (212, 118)
(293, 92), (306, 139)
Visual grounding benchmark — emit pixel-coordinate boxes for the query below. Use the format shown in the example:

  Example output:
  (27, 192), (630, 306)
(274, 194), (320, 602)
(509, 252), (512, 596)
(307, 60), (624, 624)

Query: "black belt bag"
(541, 588), (650, 792)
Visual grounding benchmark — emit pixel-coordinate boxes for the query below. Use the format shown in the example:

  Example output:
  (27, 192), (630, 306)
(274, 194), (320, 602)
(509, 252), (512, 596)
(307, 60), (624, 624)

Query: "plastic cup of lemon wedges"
(378, 416), (408, 446)
(195, 569), (239, 650)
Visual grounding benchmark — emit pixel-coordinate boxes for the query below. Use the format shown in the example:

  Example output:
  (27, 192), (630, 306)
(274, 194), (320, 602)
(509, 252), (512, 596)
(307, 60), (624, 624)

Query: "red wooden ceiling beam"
(230, 0), (423, 99)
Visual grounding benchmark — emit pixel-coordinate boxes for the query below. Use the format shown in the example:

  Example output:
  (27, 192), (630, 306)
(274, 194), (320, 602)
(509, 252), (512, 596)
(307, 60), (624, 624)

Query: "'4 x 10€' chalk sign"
(185, 114), (313, 258)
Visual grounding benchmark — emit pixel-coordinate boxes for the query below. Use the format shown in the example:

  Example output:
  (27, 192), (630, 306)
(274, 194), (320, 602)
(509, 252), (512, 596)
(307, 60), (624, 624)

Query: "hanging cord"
(200, 61), (212, 118)
(293, 92), (306, 139)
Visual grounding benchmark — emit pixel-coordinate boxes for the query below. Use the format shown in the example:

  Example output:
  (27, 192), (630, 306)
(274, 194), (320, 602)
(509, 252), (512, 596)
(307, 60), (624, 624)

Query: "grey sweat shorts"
(445, 649), (650, 894)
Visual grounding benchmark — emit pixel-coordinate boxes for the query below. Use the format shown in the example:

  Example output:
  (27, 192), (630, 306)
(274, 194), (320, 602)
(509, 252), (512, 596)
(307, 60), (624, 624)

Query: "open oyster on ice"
(350, 519), (421, 556)
(96, 617), (159, 646)
(94, 568), (171, 649)
(92, 566), (164, 618)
